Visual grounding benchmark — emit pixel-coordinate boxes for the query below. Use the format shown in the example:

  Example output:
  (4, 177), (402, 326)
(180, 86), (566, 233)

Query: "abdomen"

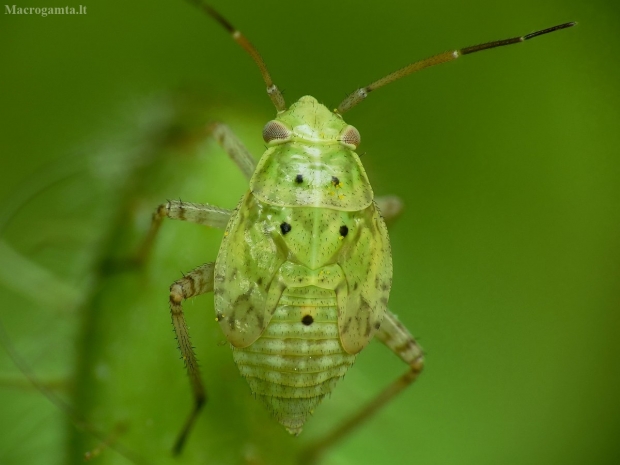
(232, 285), (356, 434)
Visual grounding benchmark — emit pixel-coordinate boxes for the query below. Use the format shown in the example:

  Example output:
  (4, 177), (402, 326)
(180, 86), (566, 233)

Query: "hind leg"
(168, 262), (216, 455)
(299, 310), (424, 464)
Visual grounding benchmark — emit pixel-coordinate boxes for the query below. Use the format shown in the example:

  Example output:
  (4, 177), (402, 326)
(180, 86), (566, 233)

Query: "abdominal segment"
(232, 285), (356, 434)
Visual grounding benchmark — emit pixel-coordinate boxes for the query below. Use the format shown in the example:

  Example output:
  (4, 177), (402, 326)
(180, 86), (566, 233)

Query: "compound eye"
(262, 120), (292, 143)
(341, 125), (361, 148)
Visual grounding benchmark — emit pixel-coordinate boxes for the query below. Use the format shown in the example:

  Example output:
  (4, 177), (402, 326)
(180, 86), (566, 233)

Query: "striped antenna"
(185, 0), (286, 111)
(337, 22), (576, 114)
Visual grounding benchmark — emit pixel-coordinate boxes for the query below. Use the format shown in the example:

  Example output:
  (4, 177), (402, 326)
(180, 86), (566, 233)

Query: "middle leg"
(135, 120), (255, 265)
(135, 201), (232, 265)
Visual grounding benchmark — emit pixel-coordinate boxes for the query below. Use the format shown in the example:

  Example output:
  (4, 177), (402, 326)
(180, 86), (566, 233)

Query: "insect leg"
(375, 195), (404, 222)
(134, 201), (232, 265)
(168, 262), (215, 455)
(131, 118), (253, 266)
(299, 310), (423, 464)
(208, 121), (257, 180)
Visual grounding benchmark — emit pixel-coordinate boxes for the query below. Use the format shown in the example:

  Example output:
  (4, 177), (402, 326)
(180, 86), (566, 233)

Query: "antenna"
(337, 22), (576, 114)
(184, 0), (286, 111)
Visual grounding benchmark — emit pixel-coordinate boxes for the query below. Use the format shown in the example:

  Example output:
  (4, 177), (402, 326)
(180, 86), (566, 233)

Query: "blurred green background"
(0, 0), (618, 464)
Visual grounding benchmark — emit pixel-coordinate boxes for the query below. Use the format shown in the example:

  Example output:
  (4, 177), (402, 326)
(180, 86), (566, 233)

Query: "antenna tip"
(560, 21), (578, 29)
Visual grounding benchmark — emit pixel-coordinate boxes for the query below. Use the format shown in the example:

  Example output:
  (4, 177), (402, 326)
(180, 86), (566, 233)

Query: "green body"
(213, 96), (392, 431)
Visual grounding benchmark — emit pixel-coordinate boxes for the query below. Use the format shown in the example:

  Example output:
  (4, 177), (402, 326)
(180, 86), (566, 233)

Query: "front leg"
(208, 121), (257, 180)
(375, 195), (404, 223)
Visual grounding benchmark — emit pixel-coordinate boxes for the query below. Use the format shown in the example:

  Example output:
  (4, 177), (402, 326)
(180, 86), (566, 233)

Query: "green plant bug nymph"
(135, 1), (576, 458)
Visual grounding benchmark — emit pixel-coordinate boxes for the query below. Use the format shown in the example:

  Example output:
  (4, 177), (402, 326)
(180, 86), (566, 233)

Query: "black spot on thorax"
(301, 314), (314, 326)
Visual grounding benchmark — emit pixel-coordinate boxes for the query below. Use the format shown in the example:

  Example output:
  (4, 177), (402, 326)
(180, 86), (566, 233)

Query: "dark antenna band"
(185, 0), (286, 111)
(337, 22), (576, 114)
